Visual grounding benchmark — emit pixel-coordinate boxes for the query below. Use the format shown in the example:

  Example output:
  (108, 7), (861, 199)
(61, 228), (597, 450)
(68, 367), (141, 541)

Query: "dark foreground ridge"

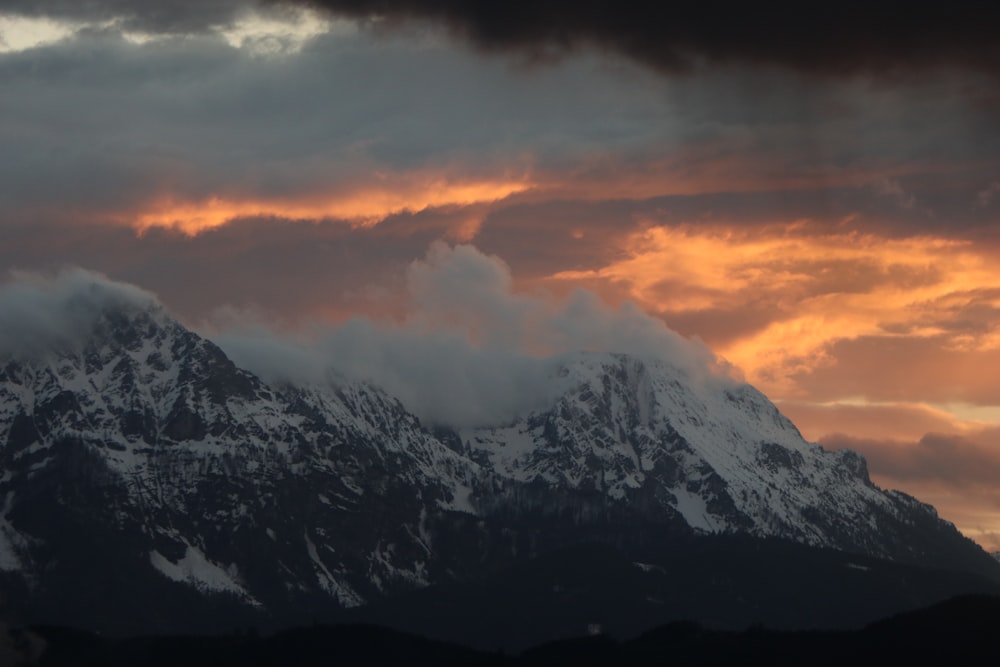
(336, 536), (1000, 652)
(15, 594), (1000, 667)
(4, 535), (997, 654)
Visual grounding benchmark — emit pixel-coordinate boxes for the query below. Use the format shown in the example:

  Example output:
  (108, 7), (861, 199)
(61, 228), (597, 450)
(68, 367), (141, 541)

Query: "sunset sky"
(3, 1), (1000, 549)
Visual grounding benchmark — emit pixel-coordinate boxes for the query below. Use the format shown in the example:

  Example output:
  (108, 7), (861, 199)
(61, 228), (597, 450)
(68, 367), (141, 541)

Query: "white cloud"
(213, 243), (736, 427)
(0, 245), (735, 429)
(217, 7), (342, 56)
(0, 13), (78, 52)
(0, 4), (338, 56)
(0, 267), (159, 355)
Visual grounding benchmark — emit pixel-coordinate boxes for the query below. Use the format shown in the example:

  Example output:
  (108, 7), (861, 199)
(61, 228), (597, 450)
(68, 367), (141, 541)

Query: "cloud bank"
(295, 0), (1000, 76)
(3, 2), (997, 242)
(0, 244), (732, 428)
(214, 242), (733, 427)
(12, 1), (999, 78)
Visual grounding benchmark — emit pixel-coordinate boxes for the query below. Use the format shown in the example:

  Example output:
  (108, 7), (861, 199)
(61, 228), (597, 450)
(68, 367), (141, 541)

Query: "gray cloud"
(0, 267), (159, 356)
(1, 15), (997, 235)
(213, 242), (733, 427)
(0, 243), (732, 428)
(217, 319), (567, 428)
(822, 431), (1000, 489)
(0, 22), (680, 221)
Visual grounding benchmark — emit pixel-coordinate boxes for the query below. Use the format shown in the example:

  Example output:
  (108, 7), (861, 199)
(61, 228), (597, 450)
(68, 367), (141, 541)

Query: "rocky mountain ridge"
(0, 292), (996, 631)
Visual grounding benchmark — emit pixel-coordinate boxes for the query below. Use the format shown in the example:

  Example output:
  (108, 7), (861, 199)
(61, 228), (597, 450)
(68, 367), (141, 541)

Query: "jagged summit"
(0, 298), (997, 632)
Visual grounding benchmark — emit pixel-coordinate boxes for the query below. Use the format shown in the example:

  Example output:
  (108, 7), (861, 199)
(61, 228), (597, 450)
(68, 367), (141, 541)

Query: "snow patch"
(438, 483), (476, 514)
(149, 546), (259, 606)
(671, 488), (722, 533)
(305, 531), (362, 607)
(0, 520), (25, 572)
(633, 562), (665, 574)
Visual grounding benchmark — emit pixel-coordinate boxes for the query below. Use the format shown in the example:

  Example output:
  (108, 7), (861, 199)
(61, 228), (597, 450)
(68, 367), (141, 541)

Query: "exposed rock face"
(0, 298), (996, 632)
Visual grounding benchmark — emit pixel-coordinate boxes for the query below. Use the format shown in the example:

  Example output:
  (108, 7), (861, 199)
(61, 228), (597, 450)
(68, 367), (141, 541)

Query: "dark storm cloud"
(293, 1), (1000, 76)
(1, 11), (997, 235)
(0, 23), (676, 222)
(10, 1), (999, 77)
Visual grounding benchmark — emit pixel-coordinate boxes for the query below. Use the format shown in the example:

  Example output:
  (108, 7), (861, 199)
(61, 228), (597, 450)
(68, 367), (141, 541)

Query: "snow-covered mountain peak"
(0, 302), (997, 628)
(459, 350), (908, 549)
(544, 351), (807, 455)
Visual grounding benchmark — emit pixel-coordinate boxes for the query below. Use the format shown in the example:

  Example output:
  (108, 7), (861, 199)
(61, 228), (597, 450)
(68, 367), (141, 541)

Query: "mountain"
(0, 287), (997, 635)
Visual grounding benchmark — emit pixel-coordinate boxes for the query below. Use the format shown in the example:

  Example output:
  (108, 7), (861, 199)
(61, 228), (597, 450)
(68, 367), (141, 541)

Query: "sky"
(2, 1), (1000, 549)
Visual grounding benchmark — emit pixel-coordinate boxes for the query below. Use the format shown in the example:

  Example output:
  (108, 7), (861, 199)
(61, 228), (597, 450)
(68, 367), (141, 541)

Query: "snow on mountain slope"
(0, 299), (483, 614)
(0, 288), (996, 631)
(461, 353), (932, 559)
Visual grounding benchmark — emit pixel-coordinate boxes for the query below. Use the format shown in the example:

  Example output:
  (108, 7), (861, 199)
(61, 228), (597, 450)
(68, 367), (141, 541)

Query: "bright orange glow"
(129, 177), (533, 235)
(551, 223), (1000, 398)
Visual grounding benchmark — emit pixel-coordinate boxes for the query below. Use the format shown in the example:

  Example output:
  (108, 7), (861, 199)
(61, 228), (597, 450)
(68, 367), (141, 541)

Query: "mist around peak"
(212, 242), (741, 428)
(0, 243), (740, 429)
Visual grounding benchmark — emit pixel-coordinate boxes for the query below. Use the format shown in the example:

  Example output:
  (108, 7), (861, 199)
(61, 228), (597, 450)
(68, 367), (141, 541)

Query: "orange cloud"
(128, 176), (533, 235)
(550, 222), (1000, 400)
(797, 336), (1000, 408)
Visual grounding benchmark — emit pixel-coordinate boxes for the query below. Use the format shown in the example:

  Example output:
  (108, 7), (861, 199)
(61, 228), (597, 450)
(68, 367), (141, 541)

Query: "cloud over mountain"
(0, 267), (159, 356)
(213, 242), (734, 427)
(0, 244), (733, 428)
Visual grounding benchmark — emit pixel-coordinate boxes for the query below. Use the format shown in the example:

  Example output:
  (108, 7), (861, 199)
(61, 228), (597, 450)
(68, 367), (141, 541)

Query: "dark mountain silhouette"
(16, 594), (1000, 667)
